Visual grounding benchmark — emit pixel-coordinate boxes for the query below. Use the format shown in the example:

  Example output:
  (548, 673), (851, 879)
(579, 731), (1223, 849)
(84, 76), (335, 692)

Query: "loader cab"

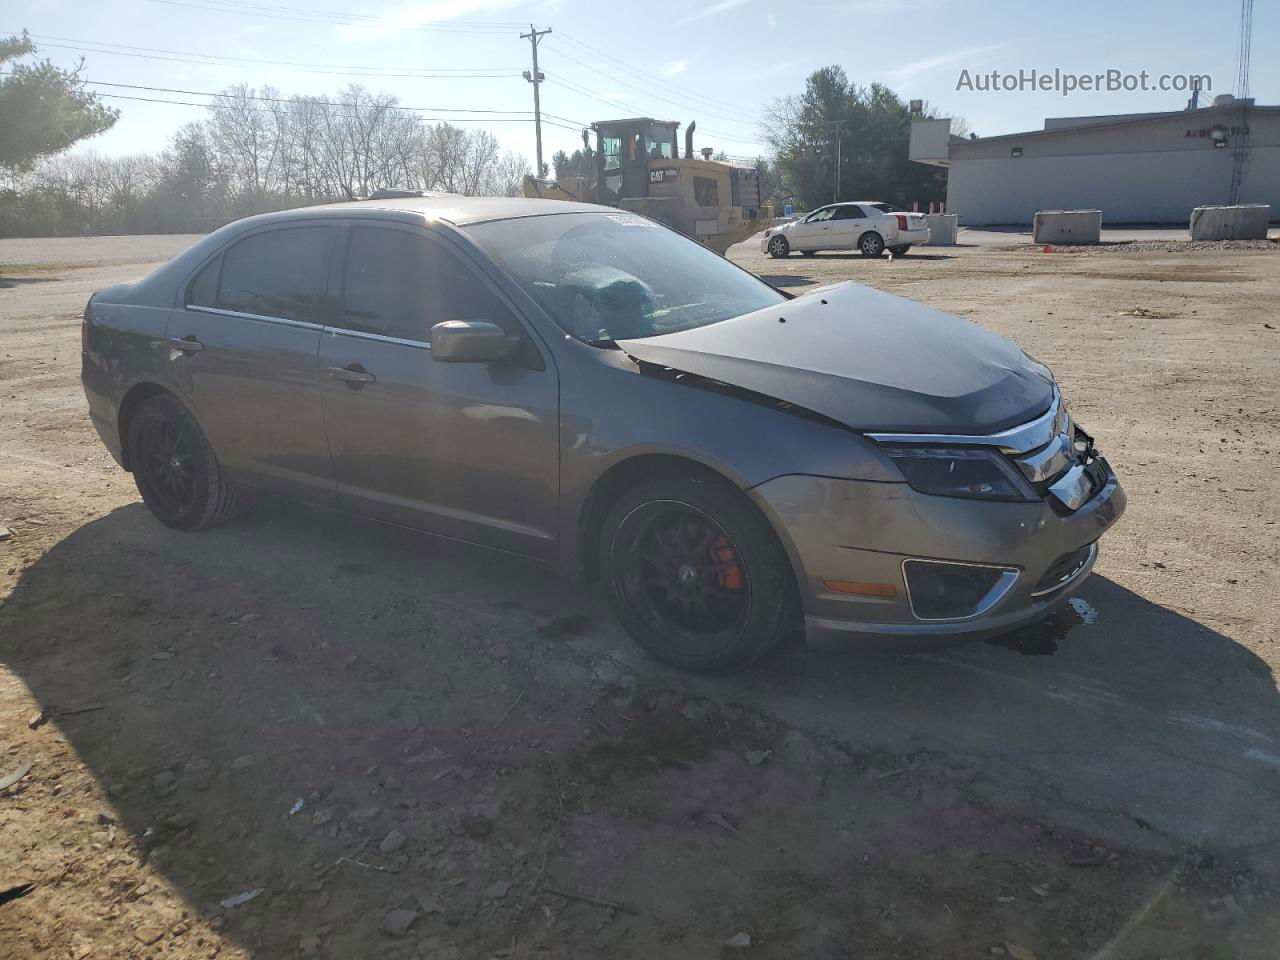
(593, 118), (679, 204)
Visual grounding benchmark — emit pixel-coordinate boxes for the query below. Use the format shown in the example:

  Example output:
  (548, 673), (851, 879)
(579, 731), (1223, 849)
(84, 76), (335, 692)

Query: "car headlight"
(884, 447), (1037, 502)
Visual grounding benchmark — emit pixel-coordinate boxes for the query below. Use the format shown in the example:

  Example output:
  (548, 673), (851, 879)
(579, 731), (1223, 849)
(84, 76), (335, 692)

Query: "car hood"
(617, 281), (1054, 434)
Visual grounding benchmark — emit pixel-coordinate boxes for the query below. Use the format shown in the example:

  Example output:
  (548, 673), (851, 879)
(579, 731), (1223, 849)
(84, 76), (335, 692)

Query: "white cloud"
(343, 0), (524, 39)
(766, 11), (777, 27)
(661, 58), (690, 78)
(891, 42), (1006, 79)
(677, 0), (751, 25)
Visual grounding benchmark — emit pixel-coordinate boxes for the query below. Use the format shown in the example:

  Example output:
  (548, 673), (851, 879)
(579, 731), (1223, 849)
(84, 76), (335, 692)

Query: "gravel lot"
(1, 233), (1278, 959)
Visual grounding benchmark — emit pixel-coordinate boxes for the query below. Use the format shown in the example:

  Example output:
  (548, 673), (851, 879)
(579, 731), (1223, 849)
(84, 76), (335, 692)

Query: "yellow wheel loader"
(522, 118), (771, 255)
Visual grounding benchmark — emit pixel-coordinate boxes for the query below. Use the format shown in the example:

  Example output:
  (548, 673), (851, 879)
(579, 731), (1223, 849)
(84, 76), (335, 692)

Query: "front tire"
(859, 232), (886, 257)
(767, 235), (790, 259)
(128, 394), (243, 530)
(601, 473), (797, 673)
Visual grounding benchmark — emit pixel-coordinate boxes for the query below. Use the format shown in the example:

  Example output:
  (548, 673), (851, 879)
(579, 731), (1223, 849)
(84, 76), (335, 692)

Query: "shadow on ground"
(2, 499), (1278, 958)
(0, 274), (63, 289)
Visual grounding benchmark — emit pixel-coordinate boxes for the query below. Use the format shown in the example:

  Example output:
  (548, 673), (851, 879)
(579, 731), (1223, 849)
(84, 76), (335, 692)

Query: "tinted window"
(187, 255), (220, 307)
(217, 226), (330, 323)
(341, 227), (517, 342)
(806, 207), (835, 222)
(833, 206), (859, 220)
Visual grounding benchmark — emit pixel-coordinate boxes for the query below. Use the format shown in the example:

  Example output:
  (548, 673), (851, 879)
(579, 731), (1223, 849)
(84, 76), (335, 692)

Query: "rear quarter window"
(186, 255), (221, 308)
(215, 226), (332, 323)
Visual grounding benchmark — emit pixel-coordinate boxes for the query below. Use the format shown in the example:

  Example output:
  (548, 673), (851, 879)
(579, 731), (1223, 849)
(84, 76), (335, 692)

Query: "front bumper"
(759, 230), (790, 252)
(748, 456), (1125, 646)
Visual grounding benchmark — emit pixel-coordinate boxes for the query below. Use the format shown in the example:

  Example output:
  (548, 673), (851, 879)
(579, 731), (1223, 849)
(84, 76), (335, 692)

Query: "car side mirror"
(430, 320), (517, 363)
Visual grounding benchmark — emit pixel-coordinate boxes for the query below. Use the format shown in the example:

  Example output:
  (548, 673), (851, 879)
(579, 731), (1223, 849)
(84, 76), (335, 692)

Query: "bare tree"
(3, 81), (535, 236)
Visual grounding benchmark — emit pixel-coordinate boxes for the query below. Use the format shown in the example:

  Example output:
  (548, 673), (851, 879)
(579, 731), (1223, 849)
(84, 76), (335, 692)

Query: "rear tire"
(888, 244), (911, 256)
(800, 250), (816, 257)
(859, 232), (886, 257)
(601, 472), (797, 673)
(127, 394), (243, 531)
(767, 235), (790, 258)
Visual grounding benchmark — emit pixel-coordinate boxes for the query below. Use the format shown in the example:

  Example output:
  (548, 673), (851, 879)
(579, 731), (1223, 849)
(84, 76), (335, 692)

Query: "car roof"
(238, 193), (603, 228)
(113, 194), (606, 307)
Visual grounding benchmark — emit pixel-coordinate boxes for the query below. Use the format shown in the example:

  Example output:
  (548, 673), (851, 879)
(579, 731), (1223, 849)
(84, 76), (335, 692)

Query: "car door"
(829, 205), (866, 249)
(793, 206), (836, 250)
(166, 222), (336, 505)
(319, 223), (560, 560)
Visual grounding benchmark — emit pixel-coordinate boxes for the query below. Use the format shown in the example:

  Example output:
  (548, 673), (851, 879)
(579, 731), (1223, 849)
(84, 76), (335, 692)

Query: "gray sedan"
(81, 195), (1125, 671)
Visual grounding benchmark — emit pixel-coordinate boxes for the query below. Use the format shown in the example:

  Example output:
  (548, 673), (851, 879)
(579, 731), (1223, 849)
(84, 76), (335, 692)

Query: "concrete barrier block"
(1033, 209), (1102, 244)
(1189, 204), (1270, 241)
(924, 213), (957, 246)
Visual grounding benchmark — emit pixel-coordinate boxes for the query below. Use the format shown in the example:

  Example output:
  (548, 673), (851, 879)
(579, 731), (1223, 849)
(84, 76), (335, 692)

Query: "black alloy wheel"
(139, 417), (196, 515)
(128, 394), (243, 530)
(601, 473), (797, 672)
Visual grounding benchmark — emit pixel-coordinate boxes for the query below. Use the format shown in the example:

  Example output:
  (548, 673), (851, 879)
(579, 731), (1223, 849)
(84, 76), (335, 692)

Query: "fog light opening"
(902, 559), (1019, 622)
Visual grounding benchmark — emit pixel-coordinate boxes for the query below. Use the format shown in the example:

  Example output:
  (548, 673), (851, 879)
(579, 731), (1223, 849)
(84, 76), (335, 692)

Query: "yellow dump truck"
(522, 118), (770, 255)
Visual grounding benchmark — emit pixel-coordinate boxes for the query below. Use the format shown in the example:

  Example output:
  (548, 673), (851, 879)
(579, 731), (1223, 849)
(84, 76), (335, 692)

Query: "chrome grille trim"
(867, 386), (1062, 455)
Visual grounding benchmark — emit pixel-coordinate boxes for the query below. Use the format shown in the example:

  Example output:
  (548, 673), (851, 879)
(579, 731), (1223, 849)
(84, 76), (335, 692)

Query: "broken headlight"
(884, 447), (1037, 502)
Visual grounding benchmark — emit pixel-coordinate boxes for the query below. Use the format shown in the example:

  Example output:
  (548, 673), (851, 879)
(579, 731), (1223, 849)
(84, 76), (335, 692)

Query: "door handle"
(165, 336), (204, 355)
(328, 364), (376, 387)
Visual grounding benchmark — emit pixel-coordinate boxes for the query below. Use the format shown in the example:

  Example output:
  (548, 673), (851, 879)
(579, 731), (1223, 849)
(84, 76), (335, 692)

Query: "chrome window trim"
(323, 325), (431, 349)
(900, 556), (1021, 623)
(867, 386), (1061, 455)
(186, 304), (325, 331)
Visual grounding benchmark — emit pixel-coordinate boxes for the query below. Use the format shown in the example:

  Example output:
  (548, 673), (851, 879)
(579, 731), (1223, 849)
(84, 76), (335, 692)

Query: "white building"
(910, 97), (1280, 225)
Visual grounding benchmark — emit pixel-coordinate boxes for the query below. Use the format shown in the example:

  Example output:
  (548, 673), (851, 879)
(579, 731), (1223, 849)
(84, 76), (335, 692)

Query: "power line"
(554, 31), (758, 119)
(22, 39), (522, 80)
(544, 39), (760, 128)
(81, 79), (543, 116)
(18, 32), (519, 77)
(143, 0), (519, 33)
(543, 76), (765, 148)
(94, 90), (585, 133)
(161, 0), (528, 27)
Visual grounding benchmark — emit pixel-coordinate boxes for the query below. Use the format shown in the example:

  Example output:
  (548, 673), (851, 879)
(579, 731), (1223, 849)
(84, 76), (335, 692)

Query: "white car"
(761, 201), (930, 258)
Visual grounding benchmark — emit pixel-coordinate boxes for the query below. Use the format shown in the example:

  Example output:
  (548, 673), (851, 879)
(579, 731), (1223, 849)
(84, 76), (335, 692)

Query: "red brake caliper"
(709, 536), (743, 590)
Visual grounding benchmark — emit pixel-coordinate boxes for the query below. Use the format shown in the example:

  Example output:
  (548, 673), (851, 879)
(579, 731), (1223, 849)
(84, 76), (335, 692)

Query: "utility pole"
(821, 118), (846, 202)
(520, 25), (551, 178)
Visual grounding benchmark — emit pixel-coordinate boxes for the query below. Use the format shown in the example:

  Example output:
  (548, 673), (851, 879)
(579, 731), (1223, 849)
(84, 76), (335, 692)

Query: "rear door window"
(341, 227), (521, 342)
(216, 226), (331, 323)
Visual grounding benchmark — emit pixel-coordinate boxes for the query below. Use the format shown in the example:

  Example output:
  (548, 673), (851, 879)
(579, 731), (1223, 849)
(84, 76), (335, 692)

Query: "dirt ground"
(1, 233), (1278, 960)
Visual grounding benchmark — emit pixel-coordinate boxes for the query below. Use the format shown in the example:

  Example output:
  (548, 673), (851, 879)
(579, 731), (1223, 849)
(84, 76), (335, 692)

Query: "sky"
(6, 0), (1277, 167)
